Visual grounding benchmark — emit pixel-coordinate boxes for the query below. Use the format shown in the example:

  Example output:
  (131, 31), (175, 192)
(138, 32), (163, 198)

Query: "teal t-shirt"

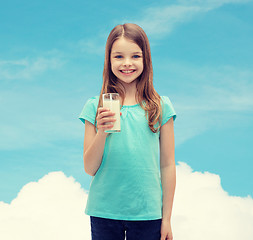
(79, 95), (176, 220)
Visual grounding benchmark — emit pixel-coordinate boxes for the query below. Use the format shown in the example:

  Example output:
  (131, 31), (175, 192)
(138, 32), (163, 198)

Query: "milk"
(103, 99), (121, 133)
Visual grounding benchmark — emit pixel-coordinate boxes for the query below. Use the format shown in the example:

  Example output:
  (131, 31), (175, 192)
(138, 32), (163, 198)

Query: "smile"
(120, 70), (136, 74)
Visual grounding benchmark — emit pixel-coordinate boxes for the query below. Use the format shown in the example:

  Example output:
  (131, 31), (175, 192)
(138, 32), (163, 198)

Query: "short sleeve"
(161, 96), (177, 126)
(78, 96), (99, 126)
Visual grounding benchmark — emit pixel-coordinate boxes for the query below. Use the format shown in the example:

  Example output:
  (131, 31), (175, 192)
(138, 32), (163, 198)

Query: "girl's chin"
(116, 78), (138, 85)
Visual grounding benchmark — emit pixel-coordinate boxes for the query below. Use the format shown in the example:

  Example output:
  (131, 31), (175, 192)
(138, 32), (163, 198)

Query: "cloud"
(0, 172), (90, 240)
(134, 0), (252, 37)
(173, 64), (253, 111)
(0, 52), (65, 80)
(177, 0), (251, 8)
(173, 162), (253, 239)
(77, 38), (106, 55)
(136, 5), (203, 37)
(0, 87), (81, 150)
(73, 0), (252, 58)
(161, 62), (253, 145)
(0, 163), (252, 240)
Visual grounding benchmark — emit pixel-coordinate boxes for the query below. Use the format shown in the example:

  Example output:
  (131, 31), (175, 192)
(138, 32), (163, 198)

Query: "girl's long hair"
(95, 23), (162, 133)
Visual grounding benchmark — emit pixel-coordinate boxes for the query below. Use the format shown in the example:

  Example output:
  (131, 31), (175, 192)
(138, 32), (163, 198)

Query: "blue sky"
(0, 0), (252, 206)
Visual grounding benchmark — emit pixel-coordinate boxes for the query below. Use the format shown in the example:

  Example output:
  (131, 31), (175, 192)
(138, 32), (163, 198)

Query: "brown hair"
(96, 23), (162, 133)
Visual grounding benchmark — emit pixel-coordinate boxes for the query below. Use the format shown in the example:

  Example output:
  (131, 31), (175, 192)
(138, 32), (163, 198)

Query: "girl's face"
(110, 37), (143, 86)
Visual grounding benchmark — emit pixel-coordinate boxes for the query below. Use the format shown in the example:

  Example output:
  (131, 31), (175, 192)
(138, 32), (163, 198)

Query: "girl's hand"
(160, 219), (173, 240)
(96, 107), (118, 136)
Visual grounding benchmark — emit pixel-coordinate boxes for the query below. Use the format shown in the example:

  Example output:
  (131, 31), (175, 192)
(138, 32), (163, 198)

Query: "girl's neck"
(117, 79), (138, 105)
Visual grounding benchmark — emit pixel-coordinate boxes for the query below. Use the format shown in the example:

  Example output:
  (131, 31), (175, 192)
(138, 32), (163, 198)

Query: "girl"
(79, 23), (176, 240)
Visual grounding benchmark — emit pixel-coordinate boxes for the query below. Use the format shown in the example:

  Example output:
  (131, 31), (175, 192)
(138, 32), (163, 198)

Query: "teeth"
(121, 70), (134, 73)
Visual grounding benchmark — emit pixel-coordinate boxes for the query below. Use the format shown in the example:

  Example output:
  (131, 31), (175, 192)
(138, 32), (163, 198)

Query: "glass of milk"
(102, 93), (121, 133)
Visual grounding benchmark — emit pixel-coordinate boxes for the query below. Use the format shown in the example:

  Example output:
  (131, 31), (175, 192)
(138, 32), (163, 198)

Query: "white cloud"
(173, 64), (253, 112)
(0, 172), (90, 240)
(136, 5), (203, 37)
(173, 162), (253, 239)
(73, 0), (252, 57)
(134, 0), (252, 37)
(177, 0), (251, 8)
(0, 54), (65, 80)
(69, 28), (109, 57)
(0, 87), (81, 150)
(0, 164), (253, 240)
(161, 62), (253, 145)
(77, 38), (105, 55)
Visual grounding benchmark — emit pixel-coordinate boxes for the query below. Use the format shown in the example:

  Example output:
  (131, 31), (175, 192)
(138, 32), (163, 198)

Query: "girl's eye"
(115, 55), (123, 59)
(133, 55), (141, 58)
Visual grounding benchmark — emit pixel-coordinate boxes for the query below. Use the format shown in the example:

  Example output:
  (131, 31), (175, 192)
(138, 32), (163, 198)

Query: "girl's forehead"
(111, 37), (142, 53)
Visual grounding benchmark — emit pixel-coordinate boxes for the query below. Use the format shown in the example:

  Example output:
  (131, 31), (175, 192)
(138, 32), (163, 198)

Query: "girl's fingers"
(101, 123), (114, 129)
(96, 109), (116, 129)
(96, 108), (121, 132)
(97, 107), (109, 114)
(97, 122), (114, 132)
(97, 107), (115, 120)
(99, 117), (116, 125)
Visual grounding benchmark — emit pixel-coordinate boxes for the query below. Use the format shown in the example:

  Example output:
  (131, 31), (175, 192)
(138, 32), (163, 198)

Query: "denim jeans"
(90, 216), (162, 240)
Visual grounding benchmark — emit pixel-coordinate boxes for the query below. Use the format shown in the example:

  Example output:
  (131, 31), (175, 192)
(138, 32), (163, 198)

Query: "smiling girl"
(79, 23), (177, 240)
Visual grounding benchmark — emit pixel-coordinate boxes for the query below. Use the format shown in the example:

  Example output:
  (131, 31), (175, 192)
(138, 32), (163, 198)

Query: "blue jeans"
(90, 216), (162, 240)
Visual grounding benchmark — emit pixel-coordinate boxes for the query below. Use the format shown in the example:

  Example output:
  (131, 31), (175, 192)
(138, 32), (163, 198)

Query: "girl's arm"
(83, 108), (116, 176)
(83, 120), (107, 176)
(159, 117), (176, 222)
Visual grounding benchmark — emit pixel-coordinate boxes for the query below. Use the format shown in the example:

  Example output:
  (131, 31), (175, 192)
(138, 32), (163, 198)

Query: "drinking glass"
(102, 93), (121, 133)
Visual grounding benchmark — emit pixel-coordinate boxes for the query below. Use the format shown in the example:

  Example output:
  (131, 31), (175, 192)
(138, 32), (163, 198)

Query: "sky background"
(0, 0), (253, 239)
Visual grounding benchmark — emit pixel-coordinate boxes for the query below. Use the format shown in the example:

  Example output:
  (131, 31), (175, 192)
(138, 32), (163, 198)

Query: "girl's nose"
(123, 58), (132, 66)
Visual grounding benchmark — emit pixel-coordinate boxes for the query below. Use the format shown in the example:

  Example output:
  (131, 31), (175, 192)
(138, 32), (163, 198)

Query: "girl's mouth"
(120, 70), (136, 75)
